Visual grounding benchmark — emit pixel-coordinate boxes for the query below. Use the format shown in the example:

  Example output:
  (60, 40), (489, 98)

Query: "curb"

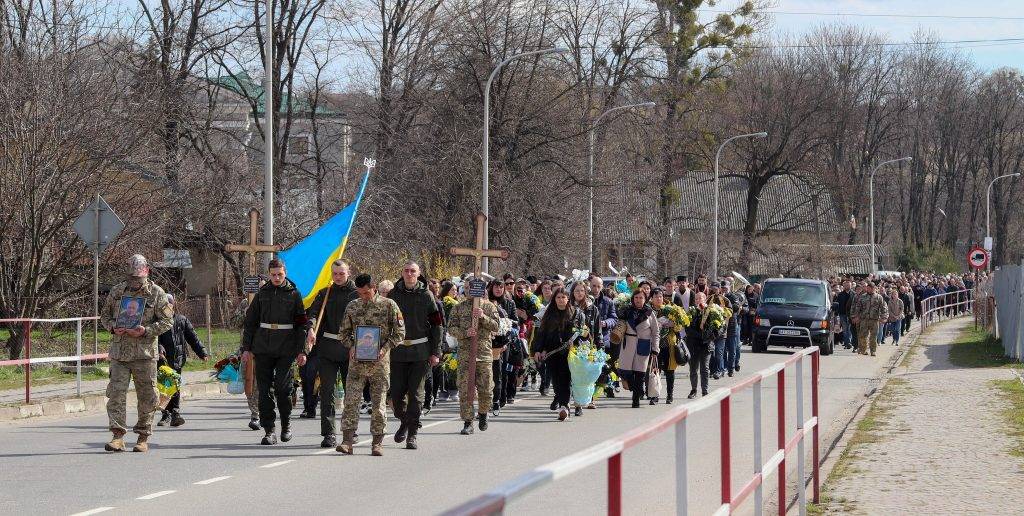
(0, 380), (231, 423)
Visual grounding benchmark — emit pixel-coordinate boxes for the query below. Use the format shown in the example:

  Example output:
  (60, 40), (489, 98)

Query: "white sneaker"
(359, 402), (370, 414)
(450, 393), (460, 402)
(558, 406), (569, 421)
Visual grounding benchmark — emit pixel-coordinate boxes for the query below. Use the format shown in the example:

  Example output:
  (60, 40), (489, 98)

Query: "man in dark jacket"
(242, 259), (311, 446)
(387, 261), (443, 450)
(721, 281), (745, 376)
(835, 281), (854, 349)
(304, 259), (359, 448)
(157, 294), (209, 427)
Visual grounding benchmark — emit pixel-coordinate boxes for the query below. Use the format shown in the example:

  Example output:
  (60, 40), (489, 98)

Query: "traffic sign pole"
(93, 194), (99, 355)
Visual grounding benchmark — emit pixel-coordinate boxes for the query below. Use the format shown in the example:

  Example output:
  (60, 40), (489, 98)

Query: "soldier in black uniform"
(387, 261), (443, 450)
(305, 259), (359, 448)
(242, 259), (311, 445)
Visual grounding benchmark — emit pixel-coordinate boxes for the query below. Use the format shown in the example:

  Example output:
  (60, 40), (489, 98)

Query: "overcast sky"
(758, 0), (1024, 70)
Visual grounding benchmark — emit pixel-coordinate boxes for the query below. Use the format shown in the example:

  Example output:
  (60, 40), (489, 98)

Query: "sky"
(756, 0), (1024, 70)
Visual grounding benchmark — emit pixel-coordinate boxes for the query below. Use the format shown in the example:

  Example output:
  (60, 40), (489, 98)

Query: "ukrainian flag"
(279, 171), (370, 307)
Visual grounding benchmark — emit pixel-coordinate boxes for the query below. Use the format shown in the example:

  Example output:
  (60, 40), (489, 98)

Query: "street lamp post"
(588, 101), (655, 272)
(482, 47), (567, 274)
(711, 131), (767, 282)
(868, 157), (912, 273)
(986, 172), (1021, 271)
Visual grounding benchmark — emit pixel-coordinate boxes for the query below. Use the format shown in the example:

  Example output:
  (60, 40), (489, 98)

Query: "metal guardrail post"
(721, 395), (732, 511)
(675, 417), (688, 516)
(811, 350), (820, 504)
(24, 320), (31, 405)
(777, 369), (786, 516)
(753, 378), (764, 516)
(796, 358), (807, 516)
(608, 453), (622, 516)
(76, 319), (83, 397)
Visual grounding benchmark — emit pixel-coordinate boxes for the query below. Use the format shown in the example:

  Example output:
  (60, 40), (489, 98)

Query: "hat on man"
(127, 254), (149, 277)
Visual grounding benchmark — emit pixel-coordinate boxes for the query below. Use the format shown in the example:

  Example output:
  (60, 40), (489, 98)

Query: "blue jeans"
(713, 337), (727, 375)
(725, 334), (741, 372)
(876, 323), (885, 345)
(887, 320), (902, 344)
(839, 315), (853, 347)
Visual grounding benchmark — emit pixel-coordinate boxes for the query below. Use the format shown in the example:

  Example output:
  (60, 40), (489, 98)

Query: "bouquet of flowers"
(568, 344), (609, 405)
(613, 292), (631, 308)
(523, 291), (543, 312)
(212, 354), (241, 383)
(157, 365), (182, 409)
(660, 304), (691, 330)
(442, 353), (458, 375)
(687, 304), (732, 330)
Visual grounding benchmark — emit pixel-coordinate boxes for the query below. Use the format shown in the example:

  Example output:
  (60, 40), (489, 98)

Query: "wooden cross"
(225, 208), (282, 301)
(450, 213), (510, 406)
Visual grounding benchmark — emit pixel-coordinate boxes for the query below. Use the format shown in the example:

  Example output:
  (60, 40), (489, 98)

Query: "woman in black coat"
(532, 287), (584, 421)
(684, 292), (717, 399)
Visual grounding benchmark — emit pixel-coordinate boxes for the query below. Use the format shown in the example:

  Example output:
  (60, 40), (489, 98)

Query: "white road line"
(136, 490), (176, 500)
(260, 460), (294, 469)
(69, 507), (115, 516)
(310, 416), (461, 454)
(193, 476), (231, 485)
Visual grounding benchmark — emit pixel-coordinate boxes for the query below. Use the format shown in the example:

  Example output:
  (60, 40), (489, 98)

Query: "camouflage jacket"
(851, 292), (888, 322)
(447, 299), (501, 363)
(101, 278), (173, 361)
(340, 294), (405, 376)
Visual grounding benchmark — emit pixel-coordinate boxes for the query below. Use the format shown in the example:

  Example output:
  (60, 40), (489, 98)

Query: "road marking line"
(310, 417), (463, 453)
(70, 508), (115, 516)
(260, 460), (294, 468)
(136, 490), (176, 500)
(193, 476), (231, 485)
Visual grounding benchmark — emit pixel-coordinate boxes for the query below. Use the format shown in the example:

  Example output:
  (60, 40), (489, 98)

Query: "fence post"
(811, 350), (820, 504)
(23, 320), (31, 405)
(608, 453), (622, 516)
(753, 379), (764, 516)
(205, 295), (213, 355)
(777, 369), (786, 516)
(76, 319), (83, 397)
(796, 358), (807, 516)
(721, 395), (731, 511)
(675, 417), (688, 516)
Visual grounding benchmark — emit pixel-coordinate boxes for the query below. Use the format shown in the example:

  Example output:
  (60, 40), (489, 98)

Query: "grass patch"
(992, 377), (1024, 458)
(818, 377), (910, 513)
(948, 328), (1015, 368)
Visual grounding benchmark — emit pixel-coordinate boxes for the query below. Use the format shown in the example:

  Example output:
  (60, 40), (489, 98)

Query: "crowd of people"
(97, 252), (984, 456)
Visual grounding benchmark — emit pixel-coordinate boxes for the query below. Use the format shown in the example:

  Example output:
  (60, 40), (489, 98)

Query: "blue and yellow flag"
(279, 171), (370, 307)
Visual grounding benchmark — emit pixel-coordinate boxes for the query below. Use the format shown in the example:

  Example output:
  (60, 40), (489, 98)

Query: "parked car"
(751, 278), (835, 356)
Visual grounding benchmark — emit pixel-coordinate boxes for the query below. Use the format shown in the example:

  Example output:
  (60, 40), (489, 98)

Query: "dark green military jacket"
(242, 279), (309, 357)
(101, 278), (174, 361)
(307, 281), (359, 362)
(387, 280), (442, 362)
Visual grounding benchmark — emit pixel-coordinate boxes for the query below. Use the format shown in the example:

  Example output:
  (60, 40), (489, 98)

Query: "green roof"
(210, 73), (340, 116)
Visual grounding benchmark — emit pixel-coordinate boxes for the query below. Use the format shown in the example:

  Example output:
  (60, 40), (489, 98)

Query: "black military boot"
(460, 421), (474, 435)
(170, 411), (185, 427)
(248, 417), (260, 431)
(280, 422), (292, 443)
(394, 422), (408, 443)
(405, 430), (418, 450)
(477, 413), (488, 431)
(261, 431), (278, 445)
(157, 410), (170, 427)
(321, 434), (336, 448)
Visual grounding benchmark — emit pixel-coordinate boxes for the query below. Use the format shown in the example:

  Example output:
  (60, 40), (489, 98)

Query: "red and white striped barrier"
(442, 346), (821, 516)
(0, 317), (103, 403)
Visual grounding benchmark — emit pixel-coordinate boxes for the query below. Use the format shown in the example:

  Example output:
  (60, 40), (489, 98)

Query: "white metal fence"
(993, 262), (1024, 361)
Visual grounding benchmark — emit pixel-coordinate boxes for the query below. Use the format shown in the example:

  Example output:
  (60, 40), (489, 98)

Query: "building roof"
(209, 73), (342, 117)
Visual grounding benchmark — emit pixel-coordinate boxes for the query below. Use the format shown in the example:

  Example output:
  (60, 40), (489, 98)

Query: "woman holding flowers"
(570, 281), (601, 413)
(686, 292), (726, 398)
(652, 288), (689, 404)
(533, 287), (585, 421)
(617, 290), (660, 408)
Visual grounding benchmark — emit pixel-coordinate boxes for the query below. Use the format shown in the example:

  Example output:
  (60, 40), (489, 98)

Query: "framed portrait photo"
(115, 296), (146, 329)
(355, 325), (382, 362)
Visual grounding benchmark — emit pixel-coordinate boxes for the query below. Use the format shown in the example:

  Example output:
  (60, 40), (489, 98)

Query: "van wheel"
(752, 339), (766, 353)
(820, 334), (834, 356)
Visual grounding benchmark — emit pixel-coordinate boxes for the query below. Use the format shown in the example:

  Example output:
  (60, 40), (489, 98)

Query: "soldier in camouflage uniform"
(336, 274), (405, 456)
(447, 294), (501, 435)
(850, 282), (889, 356)
(101, 255), (174, 452)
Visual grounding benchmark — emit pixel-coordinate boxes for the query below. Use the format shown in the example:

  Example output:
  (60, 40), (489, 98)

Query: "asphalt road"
(0, 335), (912, 516)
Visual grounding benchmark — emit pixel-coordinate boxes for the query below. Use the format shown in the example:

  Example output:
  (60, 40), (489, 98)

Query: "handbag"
(646, 357), (661, 398)
(673, 342), (689, 366)
(610, 323), (626, 345)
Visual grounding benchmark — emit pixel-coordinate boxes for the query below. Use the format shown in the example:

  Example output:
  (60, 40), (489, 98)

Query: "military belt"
(322, 332), (341, 341)
(399, 337), (428, 346)
(260, 323), (294, 330)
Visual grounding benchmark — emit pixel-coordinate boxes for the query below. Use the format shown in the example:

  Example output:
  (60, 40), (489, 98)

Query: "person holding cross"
(447, 285), (502, 434)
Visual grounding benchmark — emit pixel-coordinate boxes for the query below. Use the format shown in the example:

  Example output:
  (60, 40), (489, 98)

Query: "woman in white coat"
(617, 290), (660, 408)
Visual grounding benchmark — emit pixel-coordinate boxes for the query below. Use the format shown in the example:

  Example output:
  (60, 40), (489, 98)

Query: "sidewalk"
(823, 318), (1024, 514)
(0, 370), (215, 406)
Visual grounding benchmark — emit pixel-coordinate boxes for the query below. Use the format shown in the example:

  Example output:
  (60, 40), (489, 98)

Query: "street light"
(588, 101), (656, 272)
(986, 172), (1021, 271)
(711, 131), (767, 282)
(482, 47), (568, 274)
(868, 157), (912, 273)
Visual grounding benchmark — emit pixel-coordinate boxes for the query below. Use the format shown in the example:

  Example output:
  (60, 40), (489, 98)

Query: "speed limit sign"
(967, 246), (989, 269)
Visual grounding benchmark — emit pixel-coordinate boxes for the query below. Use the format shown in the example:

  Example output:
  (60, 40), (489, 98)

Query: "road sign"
(967, 246), (989, 270)
(243, 275), (262, 294)
(72, 196), (124, 253)
(467, 278), (487, 298)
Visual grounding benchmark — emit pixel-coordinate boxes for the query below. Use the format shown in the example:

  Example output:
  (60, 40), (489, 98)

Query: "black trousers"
(628, 370), (645, 405)
(254, 354), (295, 431)
(491, 358), (504, 407)
(301, 355), (319, 414)
(546, 354), (571, 407)
(165, 364), (183, 413)
(664, 370), (676, 399)
(317, 356), (344, 436)
(504, 364), (521, 402)
(687, 342), (711, 394)
(390, 360), (429, 428)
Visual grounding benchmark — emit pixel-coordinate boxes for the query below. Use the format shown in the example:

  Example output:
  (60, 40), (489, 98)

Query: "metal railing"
(0, 317), (104, 404)
(442, 346), (821, 516)
(920, 290), (974, 332)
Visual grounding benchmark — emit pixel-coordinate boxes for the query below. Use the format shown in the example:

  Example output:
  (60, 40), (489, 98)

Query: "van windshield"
(760, 283), (826, 307)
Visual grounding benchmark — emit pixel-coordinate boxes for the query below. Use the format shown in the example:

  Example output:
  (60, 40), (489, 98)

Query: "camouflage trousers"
(246, 388), (259, 418)
(106, 359), (158, 436)
(340, 371), (389, 436)
(856, 321), (881, 355)
(458, 359), (493, 422)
